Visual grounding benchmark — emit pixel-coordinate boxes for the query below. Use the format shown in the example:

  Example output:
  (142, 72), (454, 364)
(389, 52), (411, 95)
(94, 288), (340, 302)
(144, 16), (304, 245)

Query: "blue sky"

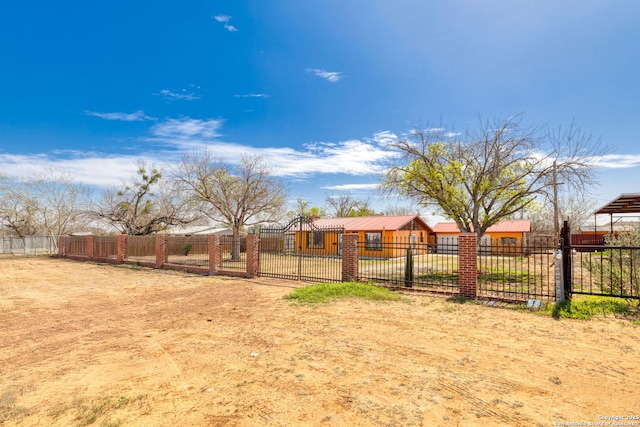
(1, 1), (640, 223)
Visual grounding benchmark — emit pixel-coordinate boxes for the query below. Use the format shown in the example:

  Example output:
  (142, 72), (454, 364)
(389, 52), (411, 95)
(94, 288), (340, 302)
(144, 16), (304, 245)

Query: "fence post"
(245, 234), (260, 278)
(560, 220), (572, 300)
(86, 235), (95, 260)
(155, 234), (167, 268)
(58, 236), (66, 257)
(117, 234), (127, 262)
(208, 234), (222, 275)
(341, 233), (359, 282)
(458, 233), (477, 299)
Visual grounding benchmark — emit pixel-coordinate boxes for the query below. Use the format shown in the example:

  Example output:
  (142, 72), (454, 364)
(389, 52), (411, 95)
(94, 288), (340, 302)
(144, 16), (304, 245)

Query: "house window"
(365, 232), (382, 250)
(501, 237), (517, 245)
(307, 232), (325, 249)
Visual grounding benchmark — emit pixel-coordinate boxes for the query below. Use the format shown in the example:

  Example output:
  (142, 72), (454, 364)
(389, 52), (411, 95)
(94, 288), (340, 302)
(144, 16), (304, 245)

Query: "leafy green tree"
(290, 197), (326, 219)
(382, 115), (601, 240)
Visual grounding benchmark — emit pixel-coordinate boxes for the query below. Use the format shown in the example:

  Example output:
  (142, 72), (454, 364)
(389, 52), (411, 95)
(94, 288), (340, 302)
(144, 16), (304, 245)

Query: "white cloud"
(306, 68), (343, 83)
(322, 183), (379, 191)
(371, 131), (398, 145)
(213, 15), (237, 31)
(255, 139), (395, 177)
(157, 89), (201, 101)
(1, 116), (396, 190)
(147, 117), (395, 177)
(150, 118), (224, 141)
(234, 93), (270, 98)
(0, 152), (151, 187)
(84, 110), (156, 122)
(592, 154), (640, 169)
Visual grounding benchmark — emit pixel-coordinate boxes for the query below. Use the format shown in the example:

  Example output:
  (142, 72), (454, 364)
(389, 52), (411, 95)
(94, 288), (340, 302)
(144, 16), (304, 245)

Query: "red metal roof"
(312, 215), (432, 232)
(432, 219), (531, 234)
(432, 222), (460, 233)
(488, 219), (531, 233)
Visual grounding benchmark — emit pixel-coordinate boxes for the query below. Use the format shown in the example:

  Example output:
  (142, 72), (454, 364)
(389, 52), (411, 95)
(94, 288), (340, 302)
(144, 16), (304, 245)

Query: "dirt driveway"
(1, 256), (639, 426)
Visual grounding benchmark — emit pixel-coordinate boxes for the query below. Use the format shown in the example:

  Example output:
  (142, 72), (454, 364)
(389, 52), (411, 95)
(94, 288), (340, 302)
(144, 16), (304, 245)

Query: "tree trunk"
(231, 227), (241, 261)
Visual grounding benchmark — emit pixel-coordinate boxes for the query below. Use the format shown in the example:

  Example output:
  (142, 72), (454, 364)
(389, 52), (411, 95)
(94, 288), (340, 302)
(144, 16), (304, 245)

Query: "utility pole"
(553, 160), (559, 247)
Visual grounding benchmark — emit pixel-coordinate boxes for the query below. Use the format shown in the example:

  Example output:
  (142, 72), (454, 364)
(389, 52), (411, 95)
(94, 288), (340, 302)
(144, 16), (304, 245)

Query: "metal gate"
(563, 221), (640, 300)
(259, 216), (345, 282)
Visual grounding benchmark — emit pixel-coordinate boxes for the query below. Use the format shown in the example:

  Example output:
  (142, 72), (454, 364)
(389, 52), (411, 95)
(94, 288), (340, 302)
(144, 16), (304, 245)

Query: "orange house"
(432, 219), (531, 255)
(295, 215), (434, 258)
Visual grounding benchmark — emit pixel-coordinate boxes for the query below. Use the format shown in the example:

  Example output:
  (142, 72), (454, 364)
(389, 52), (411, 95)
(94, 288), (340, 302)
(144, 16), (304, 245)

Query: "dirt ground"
(1, 256), (639, 427)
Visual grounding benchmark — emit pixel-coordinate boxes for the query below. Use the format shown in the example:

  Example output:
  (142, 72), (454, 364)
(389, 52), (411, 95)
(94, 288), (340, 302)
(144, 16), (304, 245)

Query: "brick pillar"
(86, 235), (95, 259)
(155, 234), (167, 268)
(208, 234), (222, 275)
(458, 233), (477, 299)
(57, 236), (66, 257)
(341, 233), (359, 282)
(117, 234), (128, 262)
(245, 234), (260, 278)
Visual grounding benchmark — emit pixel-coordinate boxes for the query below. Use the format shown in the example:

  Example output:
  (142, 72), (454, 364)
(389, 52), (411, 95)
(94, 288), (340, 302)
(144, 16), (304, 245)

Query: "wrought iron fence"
(166, 235), (209, 267)
(93, 236), (118, 259)
(358, 237), (459, 292)
(259, 216), (344, 282)
(478, 239), (556, 301)
(0, 236), (58, 255)
(126, 236), (156, 264)
(570, 245), (640, 299)
(219, 236), (247, 272)
(65, 236), (88, 256)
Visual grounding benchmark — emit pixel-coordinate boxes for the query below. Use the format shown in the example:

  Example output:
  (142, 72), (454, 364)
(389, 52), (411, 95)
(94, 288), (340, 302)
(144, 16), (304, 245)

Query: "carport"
(594, 193), (640, 234)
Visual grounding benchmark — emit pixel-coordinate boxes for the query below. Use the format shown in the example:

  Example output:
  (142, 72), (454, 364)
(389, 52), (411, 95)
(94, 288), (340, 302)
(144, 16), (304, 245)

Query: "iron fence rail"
(570, 245), (640, 299)
(18, 228), (640, 303)
(357, 238), (557, 301)
(258, 252), (343, 282)
(126, 236), (156, 264)
(220, 236), (247, 272)
(478, 241), (556, 301)
(65, 236), (87, 256)
(166, 235), (209, 267)
(258, 216), (344, 282)
(357, 239), (459, 293)
(94, 236), (118, 259)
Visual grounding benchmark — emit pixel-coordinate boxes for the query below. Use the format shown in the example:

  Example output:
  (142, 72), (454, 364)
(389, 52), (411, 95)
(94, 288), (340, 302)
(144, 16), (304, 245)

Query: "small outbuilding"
(295, 215), (435, 258)
(432, 219), (531, 254)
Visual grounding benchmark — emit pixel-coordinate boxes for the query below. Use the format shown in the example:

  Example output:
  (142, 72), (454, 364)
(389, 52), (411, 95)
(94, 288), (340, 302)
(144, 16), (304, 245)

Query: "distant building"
(163, 225), (239, 237)
(432, 219), (531, 254)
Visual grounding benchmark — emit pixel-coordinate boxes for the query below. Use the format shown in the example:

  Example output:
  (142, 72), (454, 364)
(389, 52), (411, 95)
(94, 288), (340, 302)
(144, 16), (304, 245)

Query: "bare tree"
(0, 169), (92, 237)
(172, 152), (288, 260)
(0, 174), (39, 237)
(382, 115), (603, 241)
(382, 205), (420, 216)
(325, 193), (377, 217)
(543, 121), (607, 242)
(529, 193), (598, 234)
(90, 161), (198, 235)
